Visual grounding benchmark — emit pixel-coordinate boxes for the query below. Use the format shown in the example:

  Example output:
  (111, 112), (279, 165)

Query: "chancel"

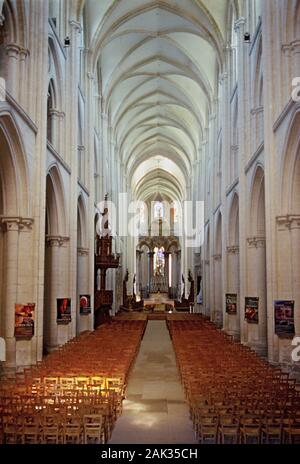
(0, 0), (299, 446)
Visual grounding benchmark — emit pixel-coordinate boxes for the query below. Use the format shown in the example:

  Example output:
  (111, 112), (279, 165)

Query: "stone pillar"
(136, 250), (142, 295)
(77, 247), (89, 334)
(213, 254), (222, 327)
(246, 236), (267, 356)
(147, 251), (154, 292)
(18, 47), (29, 108)
(5, 43), (20, 97)
(290, 219), (300, 338)
(164, 251), (170, 288)
(1, 218), (20, 367)
(77, 145), (85, 183)
(225, 246), (240, 338)
(44, 236), (70, 352)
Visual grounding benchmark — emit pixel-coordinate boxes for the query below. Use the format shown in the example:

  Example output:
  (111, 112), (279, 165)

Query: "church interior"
(0, 0), (300, 446)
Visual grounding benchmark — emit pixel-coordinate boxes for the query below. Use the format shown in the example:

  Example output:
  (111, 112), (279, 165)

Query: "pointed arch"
(46, 164), (67, 236)
(77, 194), (87, 248)
(0, 110), (29, 216)
(281, 109), (300, 213)
(228, 192), (239, 246)
(250, 164), (265, 236)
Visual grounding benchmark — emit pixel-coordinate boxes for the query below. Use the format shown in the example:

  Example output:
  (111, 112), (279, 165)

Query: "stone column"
(77, 145), (85, 183)
(246, 236), (267, 356)
(18, 47), (29, 108)
(136, 250), (142, 295)
(1, 218), (20, 367)
(226, 245), (240, 338)
(164, 251), (170, 289)
(290, 218), (300, 338)
(147, 251), (154, 292)
(44, 236), (70, 352)
(213, 254), (222, 327)
(5, 43), (20, 97)
(77, 247), (89, 334)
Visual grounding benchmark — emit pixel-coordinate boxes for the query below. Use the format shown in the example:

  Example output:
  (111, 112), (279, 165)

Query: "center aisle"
(109, 321), (197, 444)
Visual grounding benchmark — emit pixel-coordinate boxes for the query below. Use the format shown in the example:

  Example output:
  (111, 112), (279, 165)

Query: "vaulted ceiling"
(80, 0), (239, 201)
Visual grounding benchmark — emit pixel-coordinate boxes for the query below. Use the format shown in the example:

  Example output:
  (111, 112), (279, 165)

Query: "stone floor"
(109, 320), (197, 444)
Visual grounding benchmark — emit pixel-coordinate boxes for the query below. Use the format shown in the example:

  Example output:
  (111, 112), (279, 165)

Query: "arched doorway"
(246, 166), (267, 356)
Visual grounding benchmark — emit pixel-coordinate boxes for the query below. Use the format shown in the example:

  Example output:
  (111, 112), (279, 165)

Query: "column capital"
(5, 43), (20, 59)
(77, 247), (89, 256)
(227, 245), (239, 254)
(212, 253), (222, 261)
(247, 236), (266, 248)
(276, 214), (300, 230)
(19, 47), (30, 61)
(0, 216), (34, 231)
(46, 235), (70, 247)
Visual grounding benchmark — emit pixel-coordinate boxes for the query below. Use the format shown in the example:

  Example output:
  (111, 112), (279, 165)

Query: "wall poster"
(57, 298), (71, 324)
(79, 294), (91, 315)
(274, 300), (295, 335)
(226, 293), (237, 314)
(245, 297), (259, 323)
(15, 303), (35, 338)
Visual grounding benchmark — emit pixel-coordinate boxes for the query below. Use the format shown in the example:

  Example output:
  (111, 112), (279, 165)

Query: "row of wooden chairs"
(0, 320), (147, 444)
(167, 318), (300, 444)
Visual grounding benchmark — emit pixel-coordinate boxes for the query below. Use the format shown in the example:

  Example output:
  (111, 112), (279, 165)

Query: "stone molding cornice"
(227, 245), (240, 254)
(49, 108), (65, 119)
(247, 236), (266, 248)
(0, 216), (34, 231)
(276, 215), (300, 230)
(46, 235), (70, 247)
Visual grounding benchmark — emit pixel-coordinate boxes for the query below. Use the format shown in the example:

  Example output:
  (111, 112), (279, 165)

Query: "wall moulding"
(276, 215), (300, 231)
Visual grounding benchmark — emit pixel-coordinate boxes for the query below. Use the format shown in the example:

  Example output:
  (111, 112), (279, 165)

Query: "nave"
(109, 320), (196, 444)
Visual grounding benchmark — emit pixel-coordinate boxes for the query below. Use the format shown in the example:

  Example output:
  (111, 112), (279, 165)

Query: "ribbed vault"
(81, 0), (237, 202)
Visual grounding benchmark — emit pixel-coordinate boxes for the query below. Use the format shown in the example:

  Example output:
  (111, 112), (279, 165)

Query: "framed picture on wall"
(226, 293), (237, 314)
(57, 298), (71, 324)
(245, 297), (259, 323)
(80, 294), (91, 315)
(274, 300), (295, 335)
(14, 303), (35, 338)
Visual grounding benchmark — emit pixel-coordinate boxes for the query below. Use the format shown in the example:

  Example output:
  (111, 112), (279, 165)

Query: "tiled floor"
(109, 321), (197, 444)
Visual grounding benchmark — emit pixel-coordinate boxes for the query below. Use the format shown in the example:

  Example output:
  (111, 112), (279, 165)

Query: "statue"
(188, 269), (195, 303)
